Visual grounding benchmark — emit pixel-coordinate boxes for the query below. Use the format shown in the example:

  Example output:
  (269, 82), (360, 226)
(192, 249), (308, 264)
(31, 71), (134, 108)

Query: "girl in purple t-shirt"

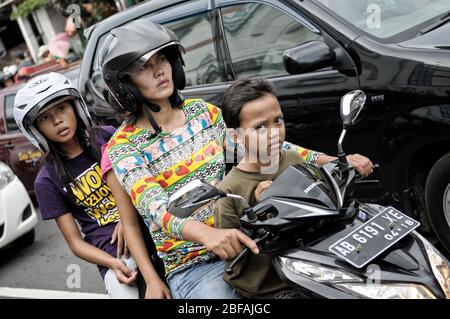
(13, 72), (170, 299)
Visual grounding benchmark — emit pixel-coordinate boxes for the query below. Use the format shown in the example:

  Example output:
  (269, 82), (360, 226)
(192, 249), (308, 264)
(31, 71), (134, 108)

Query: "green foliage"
(10, 0), (50, 20)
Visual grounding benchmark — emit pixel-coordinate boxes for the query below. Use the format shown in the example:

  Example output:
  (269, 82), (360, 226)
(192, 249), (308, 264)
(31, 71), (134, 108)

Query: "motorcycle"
(167, 90), (450, 299)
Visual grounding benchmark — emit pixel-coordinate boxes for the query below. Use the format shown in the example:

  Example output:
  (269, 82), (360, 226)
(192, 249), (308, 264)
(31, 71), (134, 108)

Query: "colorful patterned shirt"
(107, 98), (322, 275)
(107, 99), (227, 275)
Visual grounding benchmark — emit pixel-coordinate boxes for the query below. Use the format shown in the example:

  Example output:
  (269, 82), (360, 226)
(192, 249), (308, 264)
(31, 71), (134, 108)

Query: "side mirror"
(283, 41), (335, 75)
(340, 90), (366, 129)
(337, 90), (367, 171)
(167, 179), (226, 218)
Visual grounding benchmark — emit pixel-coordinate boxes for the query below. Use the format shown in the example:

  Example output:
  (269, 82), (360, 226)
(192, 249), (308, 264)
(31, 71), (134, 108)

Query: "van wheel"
(425, 153), (450, 254)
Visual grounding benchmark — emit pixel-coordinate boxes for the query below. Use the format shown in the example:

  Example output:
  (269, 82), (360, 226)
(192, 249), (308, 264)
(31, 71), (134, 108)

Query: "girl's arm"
(55, 213), (137, 285)
(105, 170), (171, 299)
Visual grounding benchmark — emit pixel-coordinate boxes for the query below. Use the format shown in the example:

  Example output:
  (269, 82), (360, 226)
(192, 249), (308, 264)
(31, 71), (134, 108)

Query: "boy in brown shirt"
(215, 78), (307, 298)
(216, 78), (373, 298)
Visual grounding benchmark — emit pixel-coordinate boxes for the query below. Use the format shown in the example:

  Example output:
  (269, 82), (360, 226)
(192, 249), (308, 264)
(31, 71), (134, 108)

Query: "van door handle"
(4, 143), (15, 150)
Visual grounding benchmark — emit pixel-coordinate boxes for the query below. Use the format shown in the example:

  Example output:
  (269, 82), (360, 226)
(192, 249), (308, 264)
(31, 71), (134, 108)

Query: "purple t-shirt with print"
(34, 126), (118, 278)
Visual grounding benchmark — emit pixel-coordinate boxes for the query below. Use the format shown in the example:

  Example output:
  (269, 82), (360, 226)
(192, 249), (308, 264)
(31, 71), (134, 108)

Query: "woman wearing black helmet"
(101, 19), (261, 299)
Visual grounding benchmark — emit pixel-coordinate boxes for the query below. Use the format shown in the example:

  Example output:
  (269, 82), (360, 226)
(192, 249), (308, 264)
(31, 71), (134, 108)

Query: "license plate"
(329, 207), (420, 268)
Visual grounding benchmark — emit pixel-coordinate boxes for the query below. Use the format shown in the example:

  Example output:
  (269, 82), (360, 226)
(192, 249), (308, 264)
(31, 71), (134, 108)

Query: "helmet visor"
(120, 41), (184, 76)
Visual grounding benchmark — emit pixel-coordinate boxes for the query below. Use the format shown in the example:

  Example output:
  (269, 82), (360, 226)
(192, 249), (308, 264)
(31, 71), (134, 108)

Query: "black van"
(78, 0), (450, 252)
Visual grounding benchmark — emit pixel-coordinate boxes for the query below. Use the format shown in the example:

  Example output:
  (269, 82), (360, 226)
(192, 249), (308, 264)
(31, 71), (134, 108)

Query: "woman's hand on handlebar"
(201, 227), (260, 260)
(346, 154), (374, 177)
(317, 153), (373, 177)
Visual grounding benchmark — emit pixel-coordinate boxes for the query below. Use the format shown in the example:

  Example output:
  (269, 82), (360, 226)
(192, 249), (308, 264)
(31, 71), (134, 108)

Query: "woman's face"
(129, 52), (174, 105)
(35, 101), (78, 145)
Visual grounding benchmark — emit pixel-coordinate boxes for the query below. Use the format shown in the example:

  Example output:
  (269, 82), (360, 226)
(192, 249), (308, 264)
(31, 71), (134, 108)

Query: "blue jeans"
(167, 260), (241, 299)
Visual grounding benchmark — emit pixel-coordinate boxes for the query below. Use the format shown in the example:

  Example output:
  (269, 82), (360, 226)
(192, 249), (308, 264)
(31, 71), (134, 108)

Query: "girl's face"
(236, 93), (286, 164)
(35, 101), (78, 145)
(129, 52), (174, 105)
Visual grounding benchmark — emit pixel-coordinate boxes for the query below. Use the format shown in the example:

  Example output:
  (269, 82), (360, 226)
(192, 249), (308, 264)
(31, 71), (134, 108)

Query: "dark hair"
(38, 101), (102, 203)
(221, 78), (276, 128)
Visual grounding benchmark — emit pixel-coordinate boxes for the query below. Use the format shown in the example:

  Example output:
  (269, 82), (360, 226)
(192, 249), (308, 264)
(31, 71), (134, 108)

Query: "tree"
(10, 0), (118, 27)
(55, 0), (118, 27)
(10, 0), (50, 20)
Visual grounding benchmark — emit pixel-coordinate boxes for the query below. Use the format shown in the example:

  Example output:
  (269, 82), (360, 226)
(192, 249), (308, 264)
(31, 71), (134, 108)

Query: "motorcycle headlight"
(280, 257), (438, 299)
(416, 233), (450, 298)
(336, 283), (436, 299)
(0, 161), (15, 190)
(280, 257), (364, 284)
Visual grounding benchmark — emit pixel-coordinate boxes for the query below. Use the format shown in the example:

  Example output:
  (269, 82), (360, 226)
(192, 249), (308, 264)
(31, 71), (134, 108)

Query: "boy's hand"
(346, 154), (373, 177)
(202, 227), (259, 260)
(255, 180), (272, 202)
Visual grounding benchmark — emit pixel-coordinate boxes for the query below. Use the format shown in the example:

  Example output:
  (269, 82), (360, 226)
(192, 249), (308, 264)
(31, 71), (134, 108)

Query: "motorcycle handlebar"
(225, 233), (268, 274)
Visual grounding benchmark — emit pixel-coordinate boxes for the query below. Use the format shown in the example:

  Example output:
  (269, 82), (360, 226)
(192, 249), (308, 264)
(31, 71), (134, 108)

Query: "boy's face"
(236, 93), (285, 166)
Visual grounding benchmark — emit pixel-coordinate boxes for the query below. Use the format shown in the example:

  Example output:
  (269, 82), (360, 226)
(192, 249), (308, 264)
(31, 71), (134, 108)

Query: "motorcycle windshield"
(259, 164), (339, 211)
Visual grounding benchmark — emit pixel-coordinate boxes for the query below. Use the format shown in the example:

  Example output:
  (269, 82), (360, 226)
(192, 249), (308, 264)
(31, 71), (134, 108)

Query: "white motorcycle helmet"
(14, 72), (92, 153)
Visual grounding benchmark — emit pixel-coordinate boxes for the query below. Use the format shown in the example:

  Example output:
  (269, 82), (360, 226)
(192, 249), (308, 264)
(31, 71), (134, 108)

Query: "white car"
(0, 161), (38, 249)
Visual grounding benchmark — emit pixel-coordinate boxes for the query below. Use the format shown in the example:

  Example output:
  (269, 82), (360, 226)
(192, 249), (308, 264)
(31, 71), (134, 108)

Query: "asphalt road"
(1, 208), (449, 299)
(0, 208), (106, 298)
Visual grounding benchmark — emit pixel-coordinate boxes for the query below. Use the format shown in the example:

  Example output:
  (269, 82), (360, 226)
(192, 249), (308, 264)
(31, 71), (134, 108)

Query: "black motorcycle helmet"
(100, 19), (186, 132)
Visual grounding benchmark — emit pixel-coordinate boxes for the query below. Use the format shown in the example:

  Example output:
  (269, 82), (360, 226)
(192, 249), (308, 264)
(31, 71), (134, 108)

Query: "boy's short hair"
(221, 78), (276, 128)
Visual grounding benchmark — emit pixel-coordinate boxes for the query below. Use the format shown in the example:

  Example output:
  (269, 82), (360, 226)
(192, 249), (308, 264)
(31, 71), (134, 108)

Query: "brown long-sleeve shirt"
(215, 150), (305, 298)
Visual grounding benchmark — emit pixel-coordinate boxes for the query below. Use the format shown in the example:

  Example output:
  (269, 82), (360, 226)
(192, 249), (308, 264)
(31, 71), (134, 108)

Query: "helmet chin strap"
(143, 101), (162, 138)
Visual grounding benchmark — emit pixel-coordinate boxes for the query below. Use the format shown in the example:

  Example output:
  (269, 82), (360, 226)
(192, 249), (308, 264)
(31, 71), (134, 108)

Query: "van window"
(221, 3), (323, 78)
(165, 14), (222, 87)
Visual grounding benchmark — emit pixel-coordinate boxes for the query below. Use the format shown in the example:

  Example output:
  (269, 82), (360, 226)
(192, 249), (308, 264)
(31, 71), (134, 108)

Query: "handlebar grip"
(225, 234), (268, 274)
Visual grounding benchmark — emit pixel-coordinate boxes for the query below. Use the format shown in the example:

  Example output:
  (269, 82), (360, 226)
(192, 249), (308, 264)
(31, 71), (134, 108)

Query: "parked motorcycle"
(167, 90), (450, 299)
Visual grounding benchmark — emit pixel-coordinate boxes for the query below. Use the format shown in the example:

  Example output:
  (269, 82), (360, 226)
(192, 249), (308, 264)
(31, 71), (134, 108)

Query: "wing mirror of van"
(283, 41), (335, 75)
